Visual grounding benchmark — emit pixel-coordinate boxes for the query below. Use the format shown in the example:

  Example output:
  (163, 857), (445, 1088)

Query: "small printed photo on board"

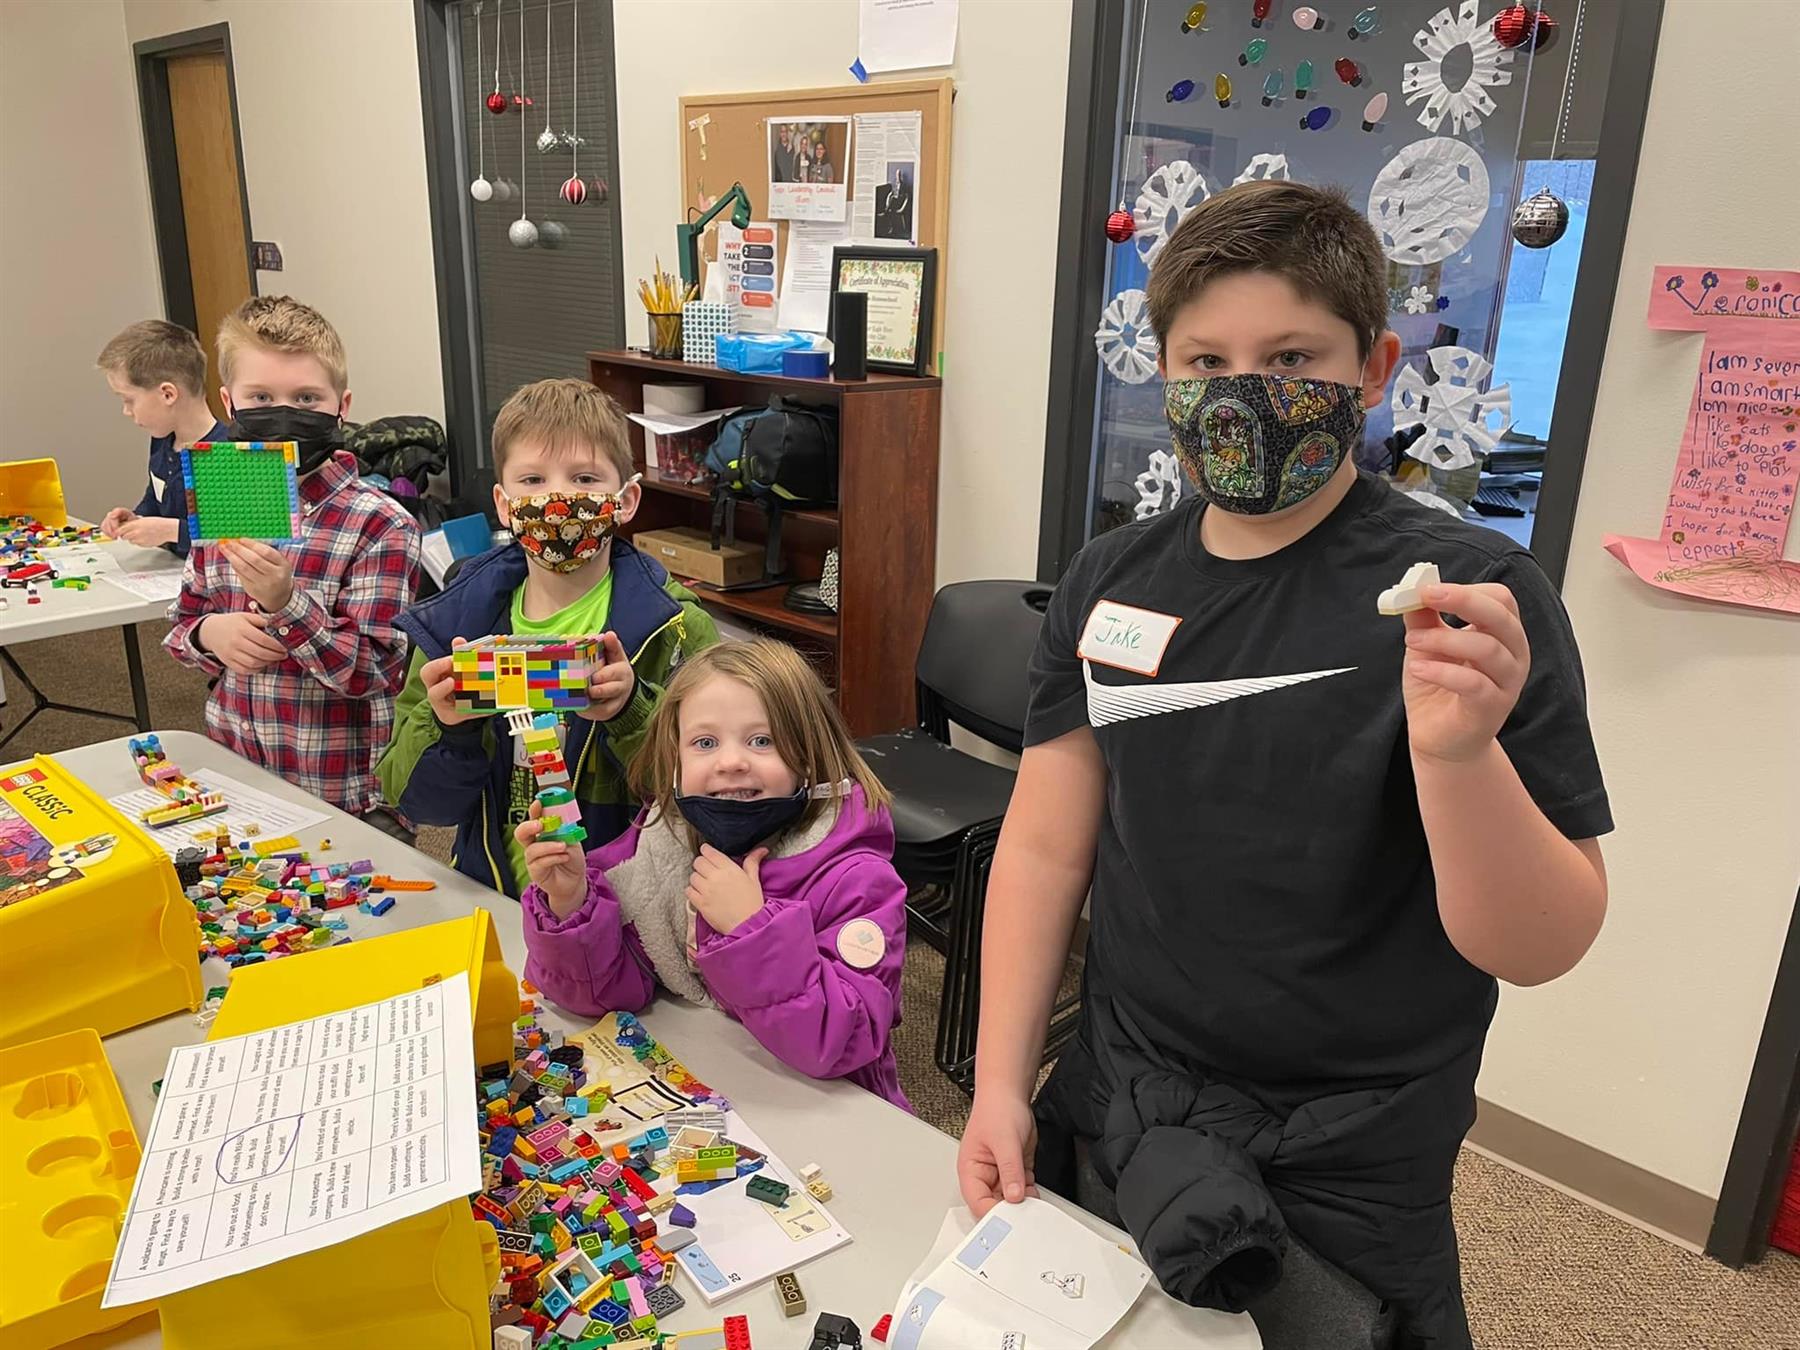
(767, 117), (851, 222)
(874, 160), (917, 243)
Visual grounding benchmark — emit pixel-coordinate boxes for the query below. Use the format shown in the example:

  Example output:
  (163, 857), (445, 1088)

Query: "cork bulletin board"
(677, 77), (953, 368)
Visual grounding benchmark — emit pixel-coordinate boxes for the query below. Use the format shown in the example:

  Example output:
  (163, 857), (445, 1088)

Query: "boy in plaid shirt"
(165, 296), (419, 833)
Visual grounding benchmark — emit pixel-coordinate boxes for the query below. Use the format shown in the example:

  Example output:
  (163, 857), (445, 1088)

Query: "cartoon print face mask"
(1164, 374), (1367, 514)
(506, 477), (640, 572)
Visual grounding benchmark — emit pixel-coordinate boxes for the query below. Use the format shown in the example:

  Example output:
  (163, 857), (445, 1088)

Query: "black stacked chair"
(858, 580), (1081, 1092)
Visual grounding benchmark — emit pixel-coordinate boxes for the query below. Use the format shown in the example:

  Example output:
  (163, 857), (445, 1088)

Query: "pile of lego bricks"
(173, 830), (412, 969)
(0, 517), (102, 601)
(476, 1002), (765, 1349)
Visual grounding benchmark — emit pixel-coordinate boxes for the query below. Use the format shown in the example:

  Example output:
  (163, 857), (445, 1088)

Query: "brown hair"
(631, 640), (892, 843)
(96, 319), (208, 396)
(217, 295), (348, 392)
(1146, 180), (1389, 356)
(491, 378), (634, 482)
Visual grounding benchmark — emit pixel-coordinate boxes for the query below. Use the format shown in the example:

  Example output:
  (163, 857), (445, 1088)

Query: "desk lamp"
(677, 182), (753, 289)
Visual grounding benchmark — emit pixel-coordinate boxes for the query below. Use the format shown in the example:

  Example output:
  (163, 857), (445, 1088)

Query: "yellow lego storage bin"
(156, 913), (513, 1350)
(0, 1028), (156, 1350)
(0, 459), (68, 528)
(0, 755), (203, 1048)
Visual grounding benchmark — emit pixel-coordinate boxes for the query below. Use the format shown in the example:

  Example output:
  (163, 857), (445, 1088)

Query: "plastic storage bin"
(0, 1028), (155, 1350)
(0, 459), (68, 528)
(155, 913), (514, 1349)
(0, 755), (202, 1048)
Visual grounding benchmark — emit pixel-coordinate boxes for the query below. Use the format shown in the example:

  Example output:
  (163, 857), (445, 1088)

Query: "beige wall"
(0, 0), (165, 521)
(1475, 0), (1800, 1199)
(120, 0), (443, 424)
(612, 0), (1070, 584)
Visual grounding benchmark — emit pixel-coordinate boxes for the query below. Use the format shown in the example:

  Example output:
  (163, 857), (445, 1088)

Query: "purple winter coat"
(521, 787), (912, 1110)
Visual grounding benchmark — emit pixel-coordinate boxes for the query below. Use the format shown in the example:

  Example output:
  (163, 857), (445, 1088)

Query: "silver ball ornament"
(469, 175), (493, 203)
(536, 127), (559, 153)
(509, 218), (539, 249)
(1511, 188), (1570, 249)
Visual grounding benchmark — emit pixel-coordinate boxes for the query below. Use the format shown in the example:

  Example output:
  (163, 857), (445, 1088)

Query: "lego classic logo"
(0, 769), (44, 792)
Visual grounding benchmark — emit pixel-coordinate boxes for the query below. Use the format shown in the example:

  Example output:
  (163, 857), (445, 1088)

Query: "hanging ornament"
(1403, 0), (1514, 134)
(1293, 6), (1322, 30)
(1252, 0), (1273, 27)
(1529, 11), (1558, 49)
(470, 3), (493, 199)
(510, 218), (540, 248)
(1181, 3), (1207, 32)
(1240, 39), (1267, 65)
(488, 0), (509, 113)
(486, 91), (508, 115)
(1261, 69), (1284, 105)
(560, 176), (587, 206)
(1167, 78), (1196, 102)
(1335, 57), (1362, 85)
(1491, 2), (1534, 48)
(1361, 90), (1388, 129)
(1300, 105), (1333, 130)
(492, 178), (514, 204)
(1392, 345), (1512, 471)
(1094, 288), (1160, 384)
(1346, 6), (1381, 39)
(536, 0), (558, 152)
(1133, 160), (1212, 264)
(510, 0), (535, 247)
(1105, 1), (1151, 247)
(564, 1), (588, 203)
(1294, 60), (1314, 99)
(1105, 207), (1137, 243)
(1215, 74), (1233, 107)
(590, 177), (610, 204)
(1510, 0), (1581, 248)
(538, 220), (567, 249)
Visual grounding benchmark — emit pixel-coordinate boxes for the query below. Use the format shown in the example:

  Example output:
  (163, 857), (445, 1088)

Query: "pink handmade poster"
(1601, 267), (1800, 614)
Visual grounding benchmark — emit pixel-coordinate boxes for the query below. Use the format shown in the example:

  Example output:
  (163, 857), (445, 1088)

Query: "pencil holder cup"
(646, 312), (684, 360)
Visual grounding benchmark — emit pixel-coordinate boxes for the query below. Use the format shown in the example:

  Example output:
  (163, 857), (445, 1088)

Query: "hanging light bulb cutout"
(1293, 6), (1322, 31)
(1167, 78), (1197, 102)
(1261, 68), (1285, 106)
(1346, 6), (1380, 39)
(1294, 60), (1314, 100)
(1300, 105), (1334, 131)
(1511, 187), (1570, 249)
(1361, 90), (1388, 130)
(1252, 0), (1272, 27)
(1240, 38), (1268, 66)
(1181, 3), (1207, 32)
(1335, 56), (1362, 86)
(1215, 74), (1233, 107)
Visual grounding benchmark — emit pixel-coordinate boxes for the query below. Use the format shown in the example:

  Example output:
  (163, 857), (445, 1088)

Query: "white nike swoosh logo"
(1083, 660), (1356, 727)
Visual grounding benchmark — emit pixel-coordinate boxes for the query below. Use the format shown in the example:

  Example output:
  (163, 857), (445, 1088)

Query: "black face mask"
(673, 786), (810, 858)
(228, 404), (345, 474)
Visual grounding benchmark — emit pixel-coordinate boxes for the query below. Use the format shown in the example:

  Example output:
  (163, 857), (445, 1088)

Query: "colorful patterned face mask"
(1165, 375), (1366, 515)
(506, 479), (639, 572)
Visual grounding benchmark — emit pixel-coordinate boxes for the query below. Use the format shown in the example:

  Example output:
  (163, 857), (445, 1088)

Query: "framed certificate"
(827, 246), (937, 376)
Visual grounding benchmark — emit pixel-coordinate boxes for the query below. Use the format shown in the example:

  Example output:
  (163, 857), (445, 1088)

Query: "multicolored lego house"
(451, 636), (600, 714)
(128, 733), (228, 828)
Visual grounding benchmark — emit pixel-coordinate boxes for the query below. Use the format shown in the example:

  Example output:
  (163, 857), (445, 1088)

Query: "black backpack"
(704, 396), (839, 578)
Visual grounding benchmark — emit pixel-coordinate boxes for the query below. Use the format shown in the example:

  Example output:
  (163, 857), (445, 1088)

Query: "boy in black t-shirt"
(957, 183), (1611, 1349)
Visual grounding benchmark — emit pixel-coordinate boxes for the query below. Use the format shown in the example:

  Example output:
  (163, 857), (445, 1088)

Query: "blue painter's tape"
(891, 1286), (945, 1350)
(954, 1215), (1012, 1272)
(849, 57), (869, 83)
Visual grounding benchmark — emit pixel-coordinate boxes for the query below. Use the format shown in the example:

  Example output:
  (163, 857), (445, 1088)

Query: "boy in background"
(378, 378), (716, 897)
(957, 183), (1611, 1349)
(96, 319), (228, 557)
(165, 296), (419, 836)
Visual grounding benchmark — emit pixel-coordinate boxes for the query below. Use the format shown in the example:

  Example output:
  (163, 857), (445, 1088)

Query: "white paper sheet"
(102, 973), (480, 1306)
(852, 111), (923, 245)
(108, 768), (332, 856)
(858, 0), (959, 73)
(779, 220), (855, 332)
(625, 407), (739, 438)
(37, 543), (123, 574)
(419, 529), (455, 588)
(889, 1199), (1151, 1350)
(768, 116), (851, 222)
(100, 568), (185, 603)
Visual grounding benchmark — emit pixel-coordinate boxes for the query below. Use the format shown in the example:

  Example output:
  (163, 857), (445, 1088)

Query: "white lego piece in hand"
(1377, 562), (1440, 616)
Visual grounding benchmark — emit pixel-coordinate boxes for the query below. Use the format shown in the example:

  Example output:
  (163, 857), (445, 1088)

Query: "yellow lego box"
(0, 755), (203, 1048)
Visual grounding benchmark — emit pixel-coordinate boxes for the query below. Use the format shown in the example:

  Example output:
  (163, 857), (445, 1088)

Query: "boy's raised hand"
(421, 636), (480, 726)
(685, 845), (768, 935)
(1400, 582), (1530, 763)
(516, 799), (588, 919)
(220, 539), (295, 612)
(578, 631), (636, 722)
(198, 611), (287, 676)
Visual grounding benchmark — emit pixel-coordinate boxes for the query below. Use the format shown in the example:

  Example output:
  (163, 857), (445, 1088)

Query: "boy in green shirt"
(378, 379), (716, 895)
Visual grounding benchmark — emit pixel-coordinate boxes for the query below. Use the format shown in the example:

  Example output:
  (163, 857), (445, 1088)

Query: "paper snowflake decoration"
(1392, 344), (1513, 471)
(1133, 160), (1211, 266)
(1094, 288), (1159, 384)
(1368, 137), (1490, 265)
(1232, 153), (1291, 186)
(1404, 285), (1436, 314)
(1133, 449), (1185, 520)
(1402, 0), (1514, 134)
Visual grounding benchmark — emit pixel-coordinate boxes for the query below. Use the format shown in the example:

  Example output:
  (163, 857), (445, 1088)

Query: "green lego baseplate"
(181, 440), (302, 543)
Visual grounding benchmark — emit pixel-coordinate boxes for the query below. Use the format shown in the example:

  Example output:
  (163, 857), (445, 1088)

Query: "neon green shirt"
(501, 570), (614, 891)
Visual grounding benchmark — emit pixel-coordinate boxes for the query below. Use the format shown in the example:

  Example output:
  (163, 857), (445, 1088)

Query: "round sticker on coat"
(836, 918), (886, 969)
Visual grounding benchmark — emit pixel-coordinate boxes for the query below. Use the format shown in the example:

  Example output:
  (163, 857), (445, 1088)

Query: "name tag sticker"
(1078, 600), (1182, 677)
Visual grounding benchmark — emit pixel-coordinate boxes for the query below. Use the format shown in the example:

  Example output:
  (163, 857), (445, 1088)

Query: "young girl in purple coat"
(517, 640), (910, 1109)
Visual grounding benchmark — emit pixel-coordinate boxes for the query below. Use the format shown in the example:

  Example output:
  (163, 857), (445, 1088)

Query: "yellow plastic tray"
(156, 913), (513, 1349)
(0, 1029), (155, 1350)
(0, 755), (202, 1048)
(0, 459), (67, 528)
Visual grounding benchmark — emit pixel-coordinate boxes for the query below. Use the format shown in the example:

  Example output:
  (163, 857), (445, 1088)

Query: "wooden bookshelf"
(589, 349), (941, 736)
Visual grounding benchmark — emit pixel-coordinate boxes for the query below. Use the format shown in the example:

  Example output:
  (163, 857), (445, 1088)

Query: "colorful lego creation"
(508, 709), (587, 845)
(127, 733), (228, 828)
(180, 440), (302, 543)
(452, 635), (601, 714)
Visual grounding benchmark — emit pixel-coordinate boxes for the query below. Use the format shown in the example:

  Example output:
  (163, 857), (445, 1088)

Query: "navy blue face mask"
(673, 780), (848, 857)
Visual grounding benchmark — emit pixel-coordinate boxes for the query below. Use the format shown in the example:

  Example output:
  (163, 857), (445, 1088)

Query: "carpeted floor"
(8, 620), (1797, 1349)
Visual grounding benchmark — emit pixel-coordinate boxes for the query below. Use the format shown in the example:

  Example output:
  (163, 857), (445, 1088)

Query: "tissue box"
(683, 302), (735, 365)
(714, 331), (810, 373)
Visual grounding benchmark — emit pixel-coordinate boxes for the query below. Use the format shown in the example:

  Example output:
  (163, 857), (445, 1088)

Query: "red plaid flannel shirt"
(165, 451), (420, 814)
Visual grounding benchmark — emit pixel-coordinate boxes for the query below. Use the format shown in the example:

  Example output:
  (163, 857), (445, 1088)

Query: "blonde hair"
(491, 378), (635, 482)
(96, 319), (207, 395)
(631, 641), (892, 840)
(216, 295), (348, 392)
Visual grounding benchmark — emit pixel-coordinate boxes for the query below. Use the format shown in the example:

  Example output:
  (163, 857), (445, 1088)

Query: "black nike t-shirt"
(1027, 472), (1612, 1088)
